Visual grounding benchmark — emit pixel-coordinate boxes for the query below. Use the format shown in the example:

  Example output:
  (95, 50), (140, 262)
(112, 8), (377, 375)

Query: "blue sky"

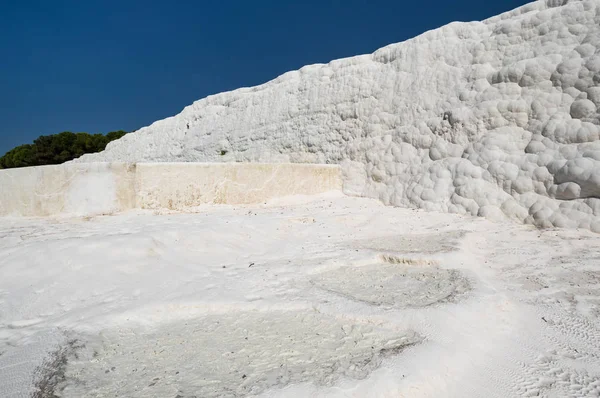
(0, 0), (529, 155)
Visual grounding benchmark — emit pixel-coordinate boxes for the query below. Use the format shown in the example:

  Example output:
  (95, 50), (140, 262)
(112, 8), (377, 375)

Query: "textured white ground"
(1, 193), (600, 397)
(76, 0), (600, 232)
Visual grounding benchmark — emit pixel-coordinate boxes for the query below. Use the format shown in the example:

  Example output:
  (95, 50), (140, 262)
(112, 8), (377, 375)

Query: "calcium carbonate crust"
(77, 0), (600, 232)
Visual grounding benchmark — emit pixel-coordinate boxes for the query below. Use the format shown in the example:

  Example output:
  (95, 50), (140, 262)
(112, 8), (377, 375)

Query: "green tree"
(0, 130), (129, 169)
(106, 130), (128, 142)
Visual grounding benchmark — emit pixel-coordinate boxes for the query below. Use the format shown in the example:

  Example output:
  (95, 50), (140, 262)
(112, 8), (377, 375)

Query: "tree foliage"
(0, 131), (128, 169)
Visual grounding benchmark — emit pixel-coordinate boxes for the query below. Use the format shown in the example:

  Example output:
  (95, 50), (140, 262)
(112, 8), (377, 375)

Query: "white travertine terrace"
(0, 163), (342, 217)
(76, 0), (600, 231)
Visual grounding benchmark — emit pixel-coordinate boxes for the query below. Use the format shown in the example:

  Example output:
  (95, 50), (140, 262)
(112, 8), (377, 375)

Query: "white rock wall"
(135, 163), (342, 210)
(0, 163), (341, 217)
(77, 0), (600, 231)
(0, 163), (136, 217)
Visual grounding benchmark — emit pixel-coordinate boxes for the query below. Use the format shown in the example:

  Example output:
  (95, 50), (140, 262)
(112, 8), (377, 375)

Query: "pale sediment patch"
(311, 262), (470, 308)
(58, 310), (421, 398)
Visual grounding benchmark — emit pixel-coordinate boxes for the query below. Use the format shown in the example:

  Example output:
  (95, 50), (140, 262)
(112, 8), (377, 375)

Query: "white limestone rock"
(77, 0), (600, 231)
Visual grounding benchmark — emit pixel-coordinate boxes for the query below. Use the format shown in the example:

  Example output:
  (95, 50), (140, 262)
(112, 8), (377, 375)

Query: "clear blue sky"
(0, 0), (530, 155)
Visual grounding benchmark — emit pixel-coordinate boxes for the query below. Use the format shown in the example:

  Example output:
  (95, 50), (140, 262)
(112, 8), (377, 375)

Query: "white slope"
(77, 0), (600, 232)
(1, 194), (600, 397)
